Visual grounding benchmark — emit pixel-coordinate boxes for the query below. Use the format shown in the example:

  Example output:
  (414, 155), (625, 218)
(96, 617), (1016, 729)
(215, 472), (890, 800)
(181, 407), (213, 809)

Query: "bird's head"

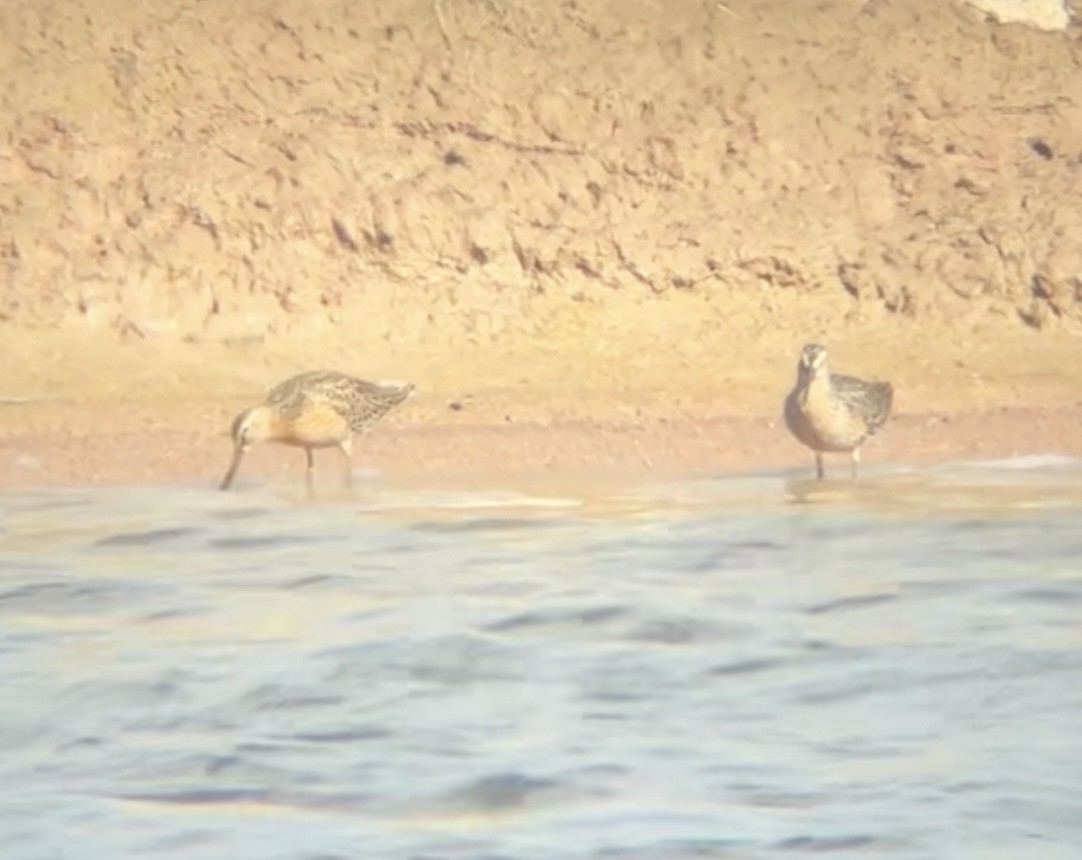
(798, 343), (829, 379)
(229, 405), (277, 451)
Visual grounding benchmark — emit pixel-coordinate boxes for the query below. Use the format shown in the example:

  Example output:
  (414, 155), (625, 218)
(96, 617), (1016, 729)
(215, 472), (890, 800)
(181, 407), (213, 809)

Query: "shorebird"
(783, 343), (893, 480)
(219, 371), (414, 491)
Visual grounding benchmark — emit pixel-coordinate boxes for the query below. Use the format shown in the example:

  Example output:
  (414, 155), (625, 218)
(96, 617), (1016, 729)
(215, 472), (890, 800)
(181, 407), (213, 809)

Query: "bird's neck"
(252, 406), (291, 443)
(799, 368), (832, 407)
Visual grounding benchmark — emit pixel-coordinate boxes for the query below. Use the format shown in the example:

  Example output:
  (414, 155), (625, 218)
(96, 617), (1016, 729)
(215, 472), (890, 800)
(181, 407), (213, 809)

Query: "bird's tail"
(370, 380), (416, 412)
(870, 381), (894, 429)
(383, 381), (415, 402)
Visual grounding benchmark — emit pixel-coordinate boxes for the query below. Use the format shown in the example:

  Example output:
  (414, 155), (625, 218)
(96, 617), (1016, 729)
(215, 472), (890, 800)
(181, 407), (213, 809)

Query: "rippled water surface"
(2, 459), (1081, 859)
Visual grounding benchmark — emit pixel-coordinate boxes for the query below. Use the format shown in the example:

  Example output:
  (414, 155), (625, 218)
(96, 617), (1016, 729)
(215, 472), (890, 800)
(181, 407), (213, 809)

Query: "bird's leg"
(815, 452), (825, 480)
(304, 448), (316, 495)
(850, 448), (861, 481)
(338, 437), (354, 489)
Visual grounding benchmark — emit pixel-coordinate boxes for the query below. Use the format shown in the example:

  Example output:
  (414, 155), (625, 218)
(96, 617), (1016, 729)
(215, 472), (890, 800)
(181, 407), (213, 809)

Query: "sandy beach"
(2, 0), (1080, 488)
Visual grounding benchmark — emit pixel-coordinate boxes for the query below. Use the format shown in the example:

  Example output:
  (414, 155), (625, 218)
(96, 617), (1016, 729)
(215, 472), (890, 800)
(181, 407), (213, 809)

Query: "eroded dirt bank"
(1, 0), (1080, 486)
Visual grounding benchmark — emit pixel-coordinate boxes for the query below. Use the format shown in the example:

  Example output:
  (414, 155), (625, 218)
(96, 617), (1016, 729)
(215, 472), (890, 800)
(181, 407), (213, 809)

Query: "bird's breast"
(277, 404), (352, 448)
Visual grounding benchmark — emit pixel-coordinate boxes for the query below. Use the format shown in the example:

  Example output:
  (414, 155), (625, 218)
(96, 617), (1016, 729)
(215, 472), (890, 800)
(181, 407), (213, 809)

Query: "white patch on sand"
(962, 0), (1071, 31)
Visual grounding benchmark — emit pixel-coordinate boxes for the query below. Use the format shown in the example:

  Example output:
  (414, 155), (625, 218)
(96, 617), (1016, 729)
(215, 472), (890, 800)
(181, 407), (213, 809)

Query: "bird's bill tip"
(377, 379), (416, 394)
(218, 448), (245, 491)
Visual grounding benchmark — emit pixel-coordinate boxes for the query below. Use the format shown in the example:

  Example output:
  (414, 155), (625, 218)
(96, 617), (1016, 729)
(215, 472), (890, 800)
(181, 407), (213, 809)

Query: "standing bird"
(219, 371), (415, 491)
(783, 343), (893, 480)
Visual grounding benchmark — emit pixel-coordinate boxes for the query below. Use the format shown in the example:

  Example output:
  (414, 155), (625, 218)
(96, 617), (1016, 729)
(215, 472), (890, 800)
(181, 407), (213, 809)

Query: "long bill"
(218, 445), (246, 491)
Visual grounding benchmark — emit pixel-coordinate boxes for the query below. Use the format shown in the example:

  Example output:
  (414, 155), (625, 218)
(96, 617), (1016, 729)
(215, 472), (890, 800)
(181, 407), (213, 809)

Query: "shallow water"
(2, 458), (1081, 859)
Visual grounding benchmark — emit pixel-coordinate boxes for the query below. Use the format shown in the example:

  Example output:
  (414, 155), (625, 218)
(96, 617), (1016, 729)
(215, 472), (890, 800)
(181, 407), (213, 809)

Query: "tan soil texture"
(1, 0), (1081, 488)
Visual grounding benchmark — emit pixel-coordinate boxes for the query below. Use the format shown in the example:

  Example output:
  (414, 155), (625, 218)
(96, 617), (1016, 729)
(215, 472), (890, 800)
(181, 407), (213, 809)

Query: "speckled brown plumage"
(219, 371), (415, 491)
(784, 343), (893, 479)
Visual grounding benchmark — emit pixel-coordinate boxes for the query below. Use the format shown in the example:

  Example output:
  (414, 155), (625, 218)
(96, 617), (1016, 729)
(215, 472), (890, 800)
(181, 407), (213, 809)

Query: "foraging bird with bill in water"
(783, 343), (893, 480)
(219, 370), (415, 491)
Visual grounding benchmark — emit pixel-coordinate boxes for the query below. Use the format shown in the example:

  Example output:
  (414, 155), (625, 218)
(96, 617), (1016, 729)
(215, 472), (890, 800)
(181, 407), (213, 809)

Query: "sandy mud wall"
(2, 0), (1081, 346)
